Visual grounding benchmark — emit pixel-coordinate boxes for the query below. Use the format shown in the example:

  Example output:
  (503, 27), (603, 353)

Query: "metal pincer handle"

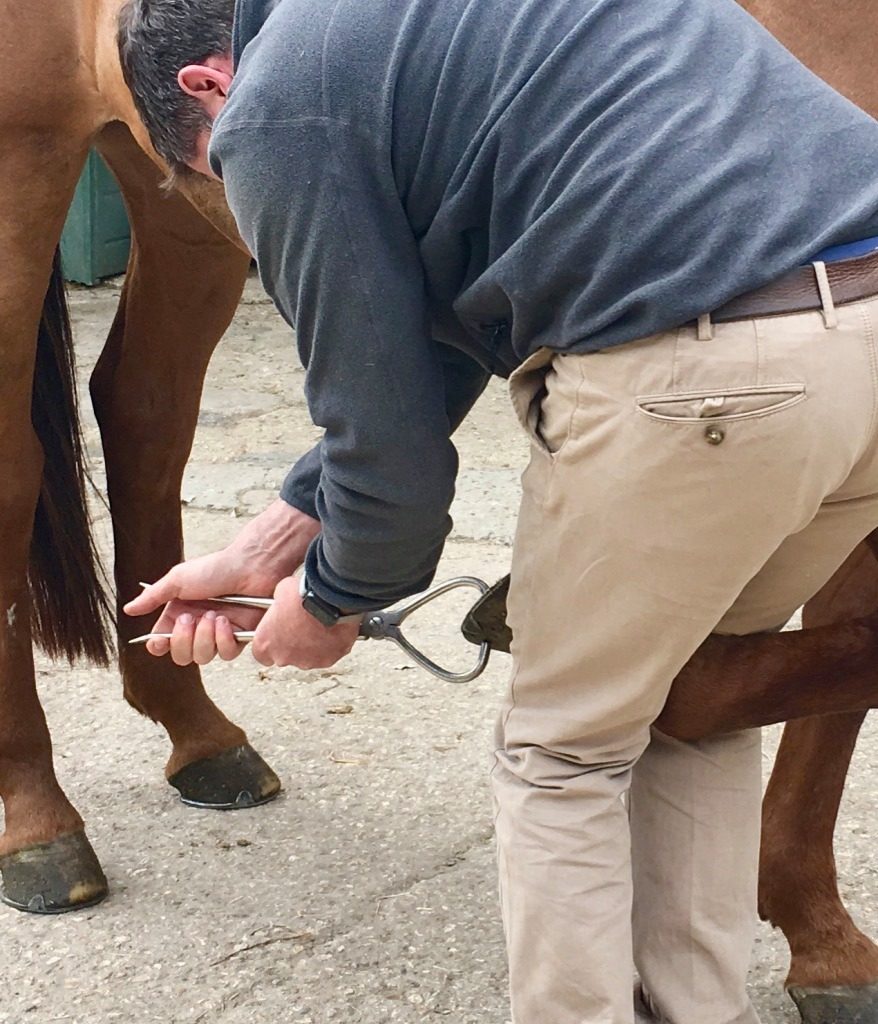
(358, 576), (491, 683)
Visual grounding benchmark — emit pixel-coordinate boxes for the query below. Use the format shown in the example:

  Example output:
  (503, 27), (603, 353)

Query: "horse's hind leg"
(0, 138), (110, 912)
(91, 124), (279, 808)
(758, 549), (878, 1024)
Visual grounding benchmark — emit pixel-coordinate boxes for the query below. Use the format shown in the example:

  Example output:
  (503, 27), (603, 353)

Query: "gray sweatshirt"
(209, 0), (878, 612)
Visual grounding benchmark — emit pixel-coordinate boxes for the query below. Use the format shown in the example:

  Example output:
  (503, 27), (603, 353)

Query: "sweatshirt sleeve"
(279, 345), (489, 521)
(279, 443), (322, 520)
(214, 119), (480, 611)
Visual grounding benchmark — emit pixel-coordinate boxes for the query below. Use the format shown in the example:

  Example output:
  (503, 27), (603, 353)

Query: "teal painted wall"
(61, 151), (131, 286)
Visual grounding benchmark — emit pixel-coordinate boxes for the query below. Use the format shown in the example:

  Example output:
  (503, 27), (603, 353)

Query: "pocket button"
(705, 426), (725, 446)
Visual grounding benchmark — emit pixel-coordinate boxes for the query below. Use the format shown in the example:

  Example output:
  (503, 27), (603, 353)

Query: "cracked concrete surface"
(1, 273), (876, 1023)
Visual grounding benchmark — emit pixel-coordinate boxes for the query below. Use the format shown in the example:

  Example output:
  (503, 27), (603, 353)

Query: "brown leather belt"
(709, 248), (878, 323)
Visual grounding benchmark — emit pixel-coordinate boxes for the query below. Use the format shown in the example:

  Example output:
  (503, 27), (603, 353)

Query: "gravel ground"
(1, 273), (875, 1024)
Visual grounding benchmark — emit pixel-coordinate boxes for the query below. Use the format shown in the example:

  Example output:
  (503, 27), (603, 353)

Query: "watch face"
(302, 591), (340, 627)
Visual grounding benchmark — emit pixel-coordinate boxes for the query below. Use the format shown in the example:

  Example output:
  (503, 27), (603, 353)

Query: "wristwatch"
(299, 573), (361, 627)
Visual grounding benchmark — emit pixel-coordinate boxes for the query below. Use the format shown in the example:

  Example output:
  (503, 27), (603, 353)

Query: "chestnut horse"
(1, 0), (875, 1020)
(0, 0), (275, 915)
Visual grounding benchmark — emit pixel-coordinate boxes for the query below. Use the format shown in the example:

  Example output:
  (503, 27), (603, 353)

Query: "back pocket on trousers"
(635, 383), (806, 423)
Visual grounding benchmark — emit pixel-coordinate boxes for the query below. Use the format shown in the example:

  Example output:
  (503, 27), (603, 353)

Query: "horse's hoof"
(0, 830), (108, 914)
(790, 982), (878, 1023)
(168, 743), (281, 810)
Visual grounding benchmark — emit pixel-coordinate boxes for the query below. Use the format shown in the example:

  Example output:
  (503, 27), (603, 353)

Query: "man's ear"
(177, 58), (233, 118)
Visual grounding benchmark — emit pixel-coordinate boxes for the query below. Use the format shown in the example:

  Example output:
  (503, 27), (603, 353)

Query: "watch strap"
(299, 574), (362, 626)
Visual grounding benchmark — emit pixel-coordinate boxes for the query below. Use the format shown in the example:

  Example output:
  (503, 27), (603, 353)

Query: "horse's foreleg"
(0, 140), (109, 912)
(657, 540), (878, 740)
(92, 124), (279, 807)
(759, 713), (878, 1023)
(656, 617), (878, 739)
(758, 544), (878, 1023)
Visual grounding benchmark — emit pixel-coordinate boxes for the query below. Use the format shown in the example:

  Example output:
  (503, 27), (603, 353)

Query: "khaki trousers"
(494, 295), (878, 1024)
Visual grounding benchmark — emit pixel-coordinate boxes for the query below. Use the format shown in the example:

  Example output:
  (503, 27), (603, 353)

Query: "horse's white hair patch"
(6, 603), (16, 629)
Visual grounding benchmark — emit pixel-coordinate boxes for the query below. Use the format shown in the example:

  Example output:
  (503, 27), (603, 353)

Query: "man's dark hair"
(117, 0), (235, 180)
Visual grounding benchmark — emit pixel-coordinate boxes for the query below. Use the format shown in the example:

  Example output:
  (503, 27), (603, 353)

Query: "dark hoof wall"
(0, 831), (108, 914)
(168, 743), (281, 810)
(790, 983), (878, 1024)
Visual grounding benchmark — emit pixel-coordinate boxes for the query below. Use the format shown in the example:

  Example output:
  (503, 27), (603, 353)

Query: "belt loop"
(812, 260), (839, 329)
(696, 313), (714, 341)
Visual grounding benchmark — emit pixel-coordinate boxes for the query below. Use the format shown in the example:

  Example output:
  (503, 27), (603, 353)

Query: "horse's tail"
(29, 249), (113, 665)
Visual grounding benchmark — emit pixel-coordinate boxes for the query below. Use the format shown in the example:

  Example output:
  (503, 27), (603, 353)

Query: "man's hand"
(251, 575), (361, 669)
(123, 499), (321, 664)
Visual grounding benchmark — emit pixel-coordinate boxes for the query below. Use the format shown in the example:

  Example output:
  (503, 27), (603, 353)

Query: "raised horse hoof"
(0, 830), (108, 914)
(790, 983), (878, 1024)
(168, 743), (281, 810)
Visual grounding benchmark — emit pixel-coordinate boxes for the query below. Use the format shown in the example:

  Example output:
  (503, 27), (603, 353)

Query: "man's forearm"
(275, 351), (487, 609)
(230, 498), (321, 585)
(221, 123), (470, 613)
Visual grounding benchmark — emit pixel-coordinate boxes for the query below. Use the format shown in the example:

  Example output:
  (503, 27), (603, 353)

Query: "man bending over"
(121, 0), (878, 1019)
